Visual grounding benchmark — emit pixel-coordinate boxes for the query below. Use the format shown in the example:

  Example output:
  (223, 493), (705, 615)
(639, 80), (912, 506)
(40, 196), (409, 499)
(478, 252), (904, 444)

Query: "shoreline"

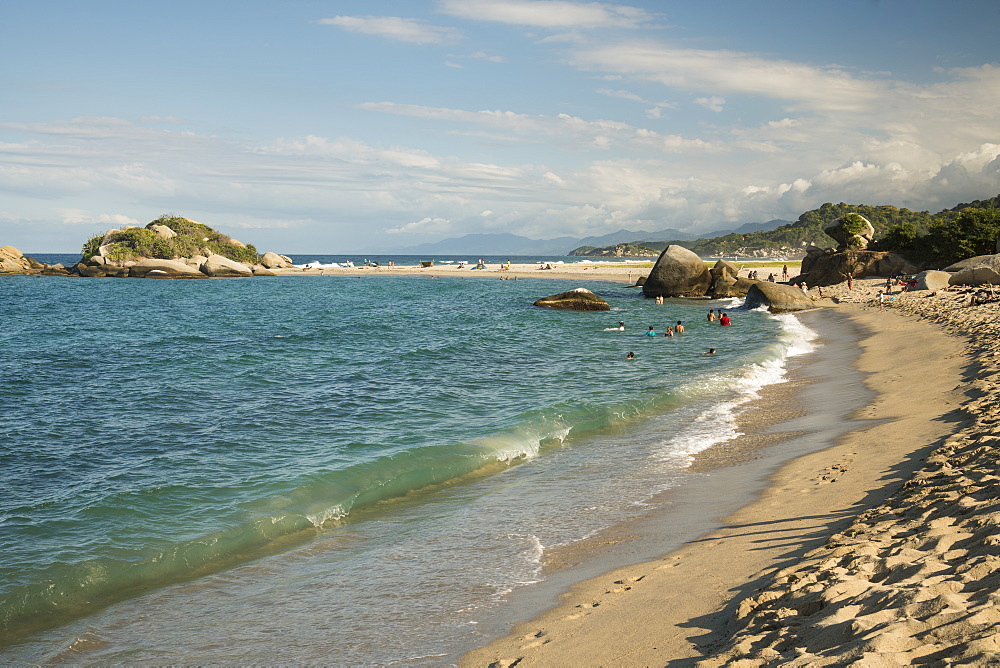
(461, 281), (977, 665)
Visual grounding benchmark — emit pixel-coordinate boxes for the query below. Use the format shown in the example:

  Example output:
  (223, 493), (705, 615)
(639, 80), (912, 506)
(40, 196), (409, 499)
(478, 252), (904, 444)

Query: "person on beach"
(782, 264), (789, 281)
(878, 290), (886, 310)
(675, 321), (685, 334)
(767, 272), (775, 282)
(664, 326), (674, 337)
(626, 351), (635, 360)
(847, 272), (853, 290)
(707, 310), (715, 322)
(720, 313), (731, 326)
(646, 326), (657, 337)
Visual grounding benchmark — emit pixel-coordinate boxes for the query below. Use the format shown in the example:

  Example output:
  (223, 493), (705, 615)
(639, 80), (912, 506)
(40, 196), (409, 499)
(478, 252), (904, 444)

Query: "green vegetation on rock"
(82, 214), (259, 265)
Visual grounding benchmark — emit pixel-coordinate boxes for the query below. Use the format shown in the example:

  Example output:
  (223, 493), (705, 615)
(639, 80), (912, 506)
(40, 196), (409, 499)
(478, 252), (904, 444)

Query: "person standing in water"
(720, 313), (731, 326)
(675, 321), (685, 334)
(646, 326), (657, 337)
(618, 321), (625, 331)
(707, 310), (715, 322)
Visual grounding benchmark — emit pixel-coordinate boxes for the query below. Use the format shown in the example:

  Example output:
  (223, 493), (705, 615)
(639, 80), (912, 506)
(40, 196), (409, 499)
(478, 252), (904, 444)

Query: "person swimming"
(626, 351), (635, 360)
(618, 321), (625, 331)
(646, 326), (657, 337)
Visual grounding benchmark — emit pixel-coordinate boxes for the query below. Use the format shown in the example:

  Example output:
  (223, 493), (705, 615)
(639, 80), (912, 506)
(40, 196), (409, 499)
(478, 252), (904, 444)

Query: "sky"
(2, 0), (999, 253)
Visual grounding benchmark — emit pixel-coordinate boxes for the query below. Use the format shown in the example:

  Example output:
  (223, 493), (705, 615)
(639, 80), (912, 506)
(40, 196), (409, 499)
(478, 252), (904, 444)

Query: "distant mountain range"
(384, 220), (789, 256)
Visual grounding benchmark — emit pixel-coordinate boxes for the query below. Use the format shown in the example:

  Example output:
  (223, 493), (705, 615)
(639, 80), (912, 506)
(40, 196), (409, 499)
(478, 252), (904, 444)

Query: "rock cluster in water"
(533, 288), (611, 311)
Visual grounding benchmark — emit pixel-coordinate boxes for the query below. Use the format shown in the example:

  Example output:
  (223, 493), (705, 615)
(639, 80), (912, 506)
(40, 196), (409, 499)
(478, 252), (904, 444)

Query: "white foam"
(306, 504), (348, 527)
(652, 312), (819, 465)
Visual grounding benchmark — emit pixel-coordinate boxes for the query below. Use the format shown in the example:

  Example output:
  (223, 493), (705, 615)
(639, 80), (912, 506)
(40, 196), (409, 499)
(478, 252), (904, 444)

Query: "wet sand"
(462, 278), (982, 666)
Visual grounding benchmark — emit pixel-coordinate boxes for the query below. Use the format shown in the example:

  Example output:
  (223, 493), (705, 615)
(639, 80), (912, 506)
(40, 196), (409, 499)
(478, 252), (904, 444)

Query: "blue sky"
(2, 0), (999, 253)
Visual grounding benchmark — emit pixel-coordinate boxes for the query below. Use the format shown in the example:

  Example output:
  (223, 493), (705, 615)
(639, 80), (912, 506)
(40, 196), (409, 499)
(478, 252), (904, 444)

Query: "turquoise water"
(0, 270), (814, 664)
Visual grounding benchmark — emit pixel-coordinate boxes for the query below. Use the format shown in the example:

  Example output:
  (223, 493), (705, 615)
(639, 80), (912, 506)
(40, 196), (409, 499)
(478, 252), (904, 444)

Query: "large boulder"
(744, 282), (815, 313)
(642, 245), (711, 298)
(129, 258), (206, 278)
(943, 255), (997, 273)
(533, 288), (610, 311)
(260, 251), (291, 269)
(711, 276), (758, 299)
(948, 255), (1000, 286)
(0, 245), (32, 273)
(914, 270), (953, 292)
(251, 265), (277, 276)
(795, 250), (917, 287)
(149, 224), (177, 240)
(824, 213), (876, 251)
(200, 254), (253, 277)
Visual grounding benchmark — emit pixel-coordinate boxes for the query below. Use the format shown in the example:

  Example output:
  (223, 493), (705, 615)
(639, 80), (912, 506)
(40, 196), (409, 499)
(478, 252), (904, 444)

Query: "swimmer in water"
(705, 348), (716, 354)
(626, 351), (635, 360)
(646, 326), (657, 337)
(675, 321), (685, 334)
(618, 321), (625, 331)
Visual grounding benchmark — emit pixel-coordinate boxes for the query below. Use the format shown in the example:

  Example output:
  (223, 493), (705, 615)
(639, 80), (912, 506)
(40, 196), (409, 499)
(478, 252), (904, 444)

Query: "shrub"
(840, 213), (868, 236)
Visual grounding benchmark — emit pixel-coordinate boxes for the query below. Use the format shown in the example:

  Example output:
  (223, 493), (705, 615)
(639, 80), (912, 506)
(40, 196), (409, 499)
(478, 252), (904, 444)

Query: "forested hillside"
(571, 196), (1000, 259)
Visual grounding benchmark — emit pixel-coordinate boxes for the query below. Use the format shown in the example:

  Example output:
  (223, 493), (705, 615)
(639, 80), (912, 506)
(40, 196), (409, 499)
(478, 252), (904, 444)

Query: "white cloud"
(386, 216), (453, 234)
(56, 209), (143, 227)
(358, 101), (718, 153)
(450, 50), (506, 63)
(438, 0), (654, 29)
(571, 43), (883, 113)
(318, 16), (461, 45)
(694, 96), (726, 112)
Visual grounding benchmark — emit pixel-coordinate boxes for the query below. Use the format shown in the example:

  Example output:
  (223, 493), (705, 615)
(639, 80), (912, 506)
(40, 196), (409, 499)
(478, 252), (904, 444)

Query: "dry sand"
(462, 277), (1000, 666)
(272, 261), (655, 283)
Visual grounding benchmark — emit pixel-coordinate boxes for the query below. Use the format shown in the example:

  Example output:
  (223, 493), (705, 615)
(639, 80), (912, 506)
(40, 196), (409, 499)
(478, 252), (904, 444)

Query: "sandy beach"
(272, 260), (657, 283)
(461, 275), (1000, 666)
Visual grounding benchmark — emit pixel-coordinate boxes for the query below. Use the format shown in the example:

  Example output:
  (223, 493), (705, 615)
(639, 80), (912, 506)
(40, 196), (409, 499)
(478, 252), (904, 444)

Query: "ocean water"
(0, 267), (816, 664)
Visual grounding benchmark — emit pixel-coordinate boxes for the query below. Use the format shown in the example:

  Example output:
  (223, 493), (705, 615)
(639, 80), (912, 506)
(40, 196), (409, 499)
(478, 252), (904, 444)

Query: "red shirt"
(720, 315), (731, 326)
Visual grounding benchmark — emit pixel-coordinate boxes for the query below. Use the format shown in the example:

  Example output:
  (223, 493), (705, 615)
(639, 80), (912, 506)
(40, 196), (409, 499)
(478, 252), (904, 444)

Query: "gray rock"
(824, 214), (876, 251)
(261, 251), (291, 269)
(129, 258), (206, 278)
(949, 255), (1000, 286)
(252, 265), (277, 276)
(200, 254), (253, 277)
(914, 270), (952, 291)
(0, 245), (35, 273)
(796, 250), (917, 287)
(942, 255), (996, 272)
(149, 224), (177, 240)
(744, 282), (816, 313)
(642, 245), (711, 298)
(533, 288), (611, 311)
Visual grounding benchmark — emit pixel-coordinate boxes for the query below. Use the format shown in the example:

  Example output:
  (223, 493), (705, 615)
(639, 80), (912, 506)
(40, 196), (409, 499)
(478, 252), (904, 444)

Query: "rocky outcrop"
(948, 255), (1000, 285)
(824, 213), (876, 251)
(0, 246), (37, 273)
(744, 282), (816, 313)
(129, 258), (207, 278)
(149, 224), (177, 240)
(795, 249), (917, 287)
(642, 245), (712, 298)
(200, 254), (253, 277)
(533, 288), (611, 311)
(251, 265), (277, 276)
(914, 270), (953, 292)
(260, 251), (293, 269)
(707, 259), (759, 298)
